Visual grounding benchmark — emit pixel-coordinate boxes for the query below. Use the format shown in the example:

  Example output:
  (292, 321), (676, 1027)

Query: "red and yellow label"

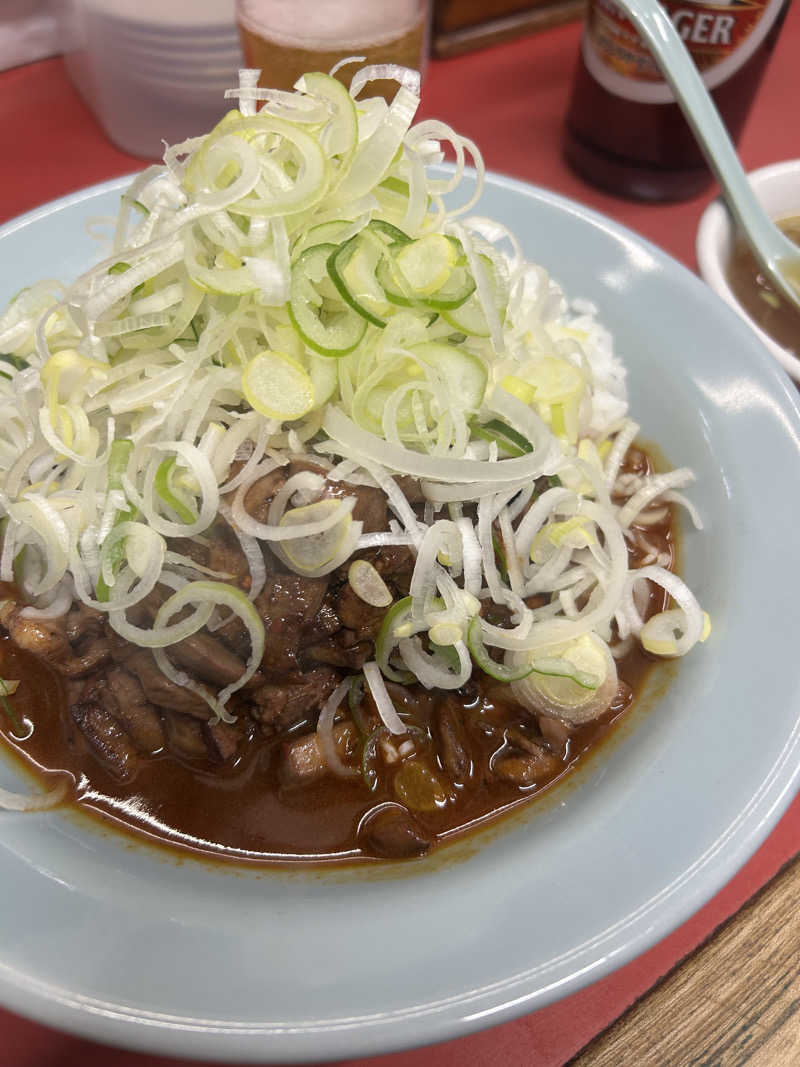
(583, 0), (786, 102)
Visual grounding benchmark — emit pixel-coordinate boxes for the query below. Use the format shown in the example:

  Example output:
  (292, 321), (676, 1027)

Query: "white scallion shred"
(0, 63), (708, 743)
(363, 661), (407, 735)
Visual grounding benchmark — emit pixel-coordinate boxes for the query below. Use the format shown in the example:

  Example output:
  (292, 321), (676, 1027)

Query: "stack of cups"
(62, 0), (243, 158)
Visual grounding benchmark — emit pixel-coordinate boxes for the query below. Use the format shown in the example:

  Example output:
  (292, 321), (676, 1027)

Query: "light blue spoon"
(612, 0), (800, 311)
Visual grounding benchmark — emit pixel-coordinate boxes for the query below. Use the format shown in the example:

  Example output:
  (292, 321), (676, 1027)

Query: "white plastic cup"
(61, 0), (242, 158)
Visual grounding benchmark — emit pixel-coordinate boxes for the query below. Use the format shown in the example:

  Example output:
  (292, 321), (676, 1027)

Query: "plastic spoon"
(611, 0), (800, 313)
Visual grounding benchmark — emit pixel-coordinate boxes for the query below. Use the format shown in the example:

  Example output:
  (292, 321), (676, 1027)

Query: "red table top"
(1, 7), (800, 1065)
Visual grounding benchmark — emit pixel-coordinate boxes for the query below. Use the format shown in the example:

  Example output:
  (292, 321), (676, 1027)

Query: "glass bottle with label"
(564, 0), (790, 201)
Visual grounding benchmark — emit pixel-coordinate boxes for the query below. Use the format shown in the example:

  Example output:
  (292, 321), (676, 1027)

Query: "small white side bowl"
(696, 159), (800, 382)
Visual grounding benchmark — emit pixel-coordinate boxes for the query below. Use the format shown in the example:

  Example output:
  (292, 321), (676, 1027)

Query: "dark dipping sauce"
(726, 215), (800, 358)
(0, 450), (674, 867)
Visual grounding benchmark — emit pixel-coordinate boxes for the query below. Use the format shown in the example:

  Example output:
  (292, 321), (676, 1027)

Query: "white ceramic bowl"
(62, 0), (242, 157)
(696, 159), (800, 382)
(82, 0), (236, 29)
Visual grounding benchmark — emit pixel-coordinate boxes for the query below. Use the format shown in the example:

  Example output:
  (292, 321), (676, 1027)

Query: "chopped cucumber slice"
(288, 243), (367, 356)
(352, 354), (419, 434)
(367, 219), (412, 246)
(441, 254), (504, 337)
(327, 236), (391, 327)
(376, 252), (475, 311)
(352, 341), (487, 437)
(375, 252), (414, 307)
(326, 220), (413, 327)
(419, 265), (476, 310)
(395, 234), (457, 295)
(242, 350), (314, 420)
(291, 220), (358, 262)
(409, 341), (488, 412)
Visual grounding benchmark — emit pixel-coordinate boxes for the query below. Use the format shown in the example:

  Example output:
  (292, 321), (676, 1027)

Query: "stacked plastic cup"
(62, 0), (243, 158)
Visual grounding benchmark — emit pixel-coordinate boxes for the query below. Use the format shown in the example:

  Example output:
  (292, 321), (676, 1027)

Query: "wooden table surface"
(572, 856), (800, 1065)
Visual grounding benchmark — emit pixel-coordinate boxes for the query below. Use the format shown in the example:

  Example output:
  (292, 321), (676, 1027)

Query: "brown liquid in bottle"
(564, 0), (790, 202)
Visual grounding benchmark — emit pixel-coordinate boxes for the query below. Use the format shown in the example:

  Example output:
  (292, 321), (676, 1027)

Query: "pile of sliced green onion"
(0, 62), (709, 729)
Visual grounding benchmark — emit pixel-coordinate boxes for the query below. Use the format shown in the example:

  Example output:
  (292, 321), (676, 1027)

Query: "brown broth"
(726, 215), (800, 358)
(0, 451), (677, 868)
(0, 635), (661, 866)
